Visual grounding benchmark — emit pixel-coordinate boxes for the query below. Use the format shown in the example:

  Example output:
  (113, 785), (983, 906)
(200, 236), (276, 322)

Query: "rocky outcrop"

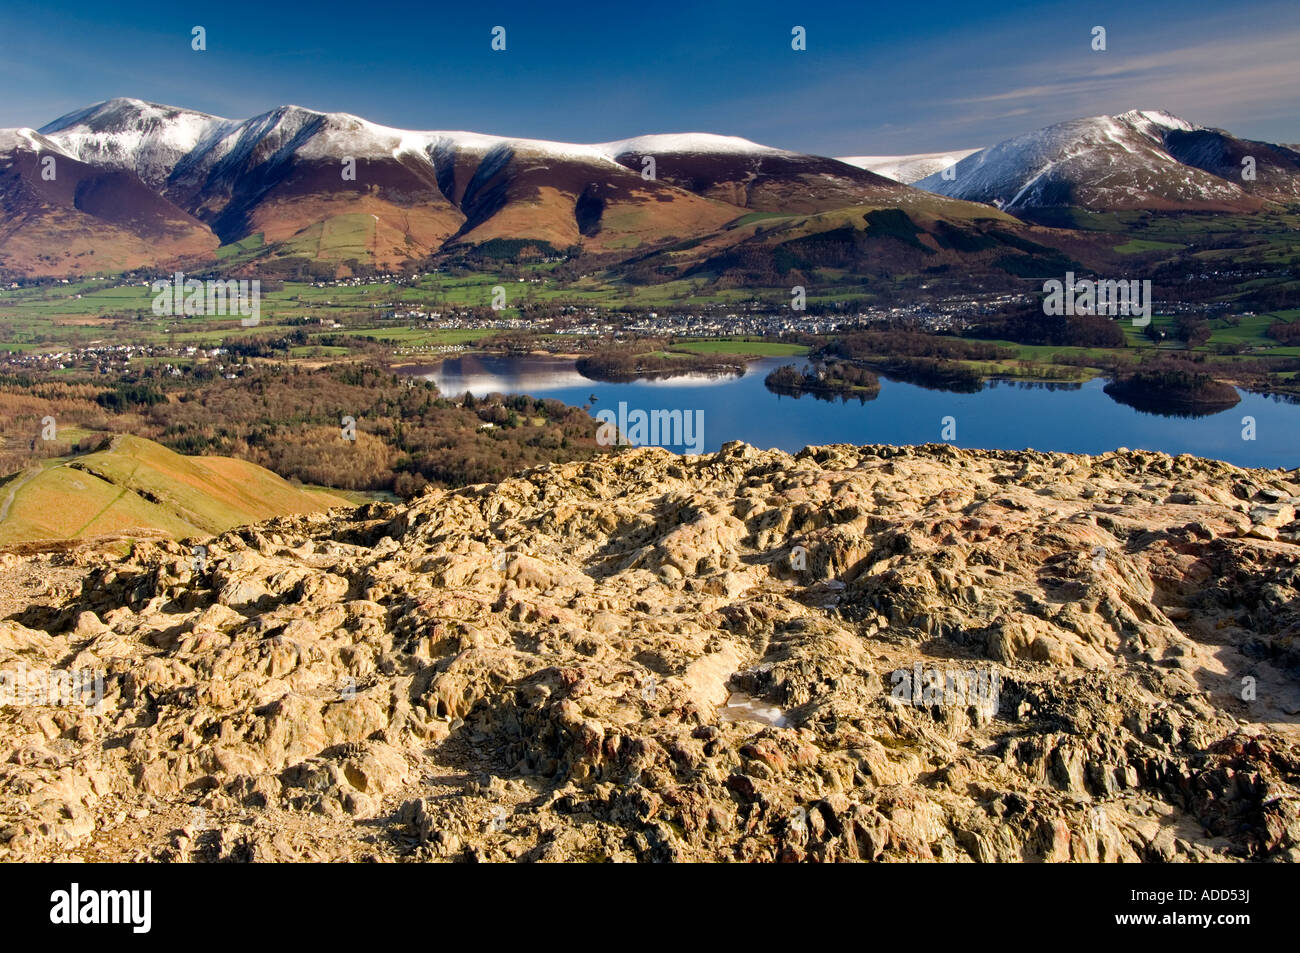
(1, 442), (1298, 862)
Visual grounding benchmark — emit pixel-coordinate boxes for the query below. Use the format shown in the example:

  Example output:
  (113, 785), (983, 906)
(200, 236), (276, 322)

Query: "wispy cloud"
(908, 24), (1300, 154)
(795, 8), (1300, 155)
(951, 32), (1300, 110)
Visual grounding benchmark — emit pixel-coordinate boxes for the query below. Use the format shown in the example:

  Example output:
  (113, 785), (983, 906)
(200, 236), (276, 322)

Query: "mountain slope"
(0, 126), (218, 276)
(0, 435), (347, 546)
(37, 101), (758, 268)
(601, 133), (922, 213)
(620, 197), (1068, 291)
(1159, 128), (1300, 203)
(430, 134), (741, 254)
(915, 110), (1270, 216)
(44, 102), (470, 265)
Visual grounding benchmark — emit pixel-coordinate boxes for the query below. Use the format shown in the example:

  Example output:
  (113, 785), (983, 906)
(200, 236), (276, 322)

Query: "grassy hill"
(0, 435), (348, 547)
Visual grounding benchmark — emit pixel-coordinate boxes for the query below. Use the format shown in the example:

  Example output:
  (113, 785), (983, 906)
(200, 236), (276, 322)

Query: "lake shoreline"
(397, 353), (1299, 469)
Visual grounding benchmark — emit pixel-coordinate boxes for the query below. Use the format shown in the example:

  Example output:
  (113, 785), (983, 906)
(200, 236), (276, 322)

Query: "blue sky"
(2, 0), (1297, 154)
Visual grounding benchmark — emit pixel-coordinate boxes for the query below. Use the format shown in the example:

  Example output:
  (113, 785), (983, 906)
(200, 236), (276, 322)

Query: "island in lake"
(1102, 363), (1242, 417)
(764, 361), (882, 402)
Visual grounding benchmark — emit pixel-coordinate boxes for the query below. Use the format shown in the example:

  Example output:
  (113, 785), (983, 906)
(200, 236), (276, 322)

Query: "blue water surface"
(408, 354), (1299, 469)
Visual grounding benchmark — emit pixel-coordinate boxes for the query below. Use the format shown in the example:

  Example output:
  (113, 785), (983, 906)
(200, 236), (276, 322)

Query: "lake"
(401, 353), (1300, 470)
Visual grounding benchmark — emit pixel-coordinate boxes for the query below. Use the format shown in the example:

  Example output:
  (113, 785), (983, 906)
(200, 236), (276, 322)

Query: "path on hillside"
(65, 460), (144, 539)
(0, 459), (146, 541)
(0, 464), (45, 524)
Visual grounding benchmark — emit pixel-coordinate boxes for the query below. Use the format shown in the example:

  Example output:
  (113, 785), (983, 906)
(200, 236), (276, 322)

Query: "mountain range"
(1, 99), (1296, 279)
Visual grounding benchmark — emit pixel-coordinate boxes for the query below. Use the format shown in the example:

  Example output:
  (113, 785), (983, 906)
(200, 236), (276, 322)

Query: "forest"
(0, 362), (604, 498)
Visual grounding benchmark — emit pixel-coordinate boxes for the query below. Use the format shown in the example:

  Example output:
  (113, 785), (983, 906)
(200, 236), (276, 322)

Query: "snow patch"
(912, 109), (1237, 210)
(0, 128), (77, 158)
(838, 149), (981, 183)
(596, 133), (789, 158)
(38, 100), (812, 186)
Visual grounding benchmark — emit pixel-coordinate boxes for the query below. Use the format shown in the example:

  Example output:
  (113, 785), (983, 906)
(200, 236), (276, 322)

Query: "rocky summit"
(2, 441), (1299, 863)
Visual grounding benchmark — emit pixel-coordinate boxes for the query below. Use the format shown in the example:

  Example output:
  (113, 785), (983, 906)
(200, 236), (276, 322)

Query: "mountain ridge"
(2, 99), (1295, 278)
(913, 108), (1298, 215)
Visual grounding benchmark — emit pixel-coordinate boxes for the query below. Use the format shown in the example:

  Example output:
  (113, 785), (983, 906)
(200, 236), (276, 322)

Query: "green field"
(1113, 238), (1184, 254)
(215, 232), (267, 261)
(673, 338), (809, 356)
(289, 345), (350, 357)
(0, 271), (868, 354)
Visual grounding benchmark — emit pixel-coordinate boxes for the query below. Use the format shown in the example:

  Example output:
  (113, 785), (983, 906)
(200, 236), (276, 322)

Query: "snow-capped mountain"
(40, 102), (807, 180)
(34, 100), (742, 259)
(596, 133), (788, 158)
(40, 101), (799, 189)
(0, 114), (217, 276)
(837, 149), (981, 184)
(4, 98), (1293, 278)
(1159, 126), (1300, 203)
(40, 100), (916, 221)
(913, 110), (1268, 214)
(40, 98), (238, 190)
(11, 97), (965, 275)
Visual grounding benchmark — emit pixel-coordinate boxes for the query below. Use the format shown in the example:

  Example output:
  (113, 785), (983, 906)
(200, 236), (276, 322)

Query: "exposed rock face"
(2, 442), (1299, 863)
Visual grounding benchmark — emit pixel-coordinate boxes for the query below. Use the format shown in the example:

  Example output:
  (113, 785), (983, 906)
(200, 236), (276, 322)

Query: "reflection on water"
(1102, 393), (1242, 419)
(401, 354), (592, 396)
(719, 692), (788, 728)
(630, 371), (748, 388)
(984, 379), (1084, 392)
(767, 388), (881, 405)
(399, 352), (1300, 469)
(407, 353), (756, 396)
